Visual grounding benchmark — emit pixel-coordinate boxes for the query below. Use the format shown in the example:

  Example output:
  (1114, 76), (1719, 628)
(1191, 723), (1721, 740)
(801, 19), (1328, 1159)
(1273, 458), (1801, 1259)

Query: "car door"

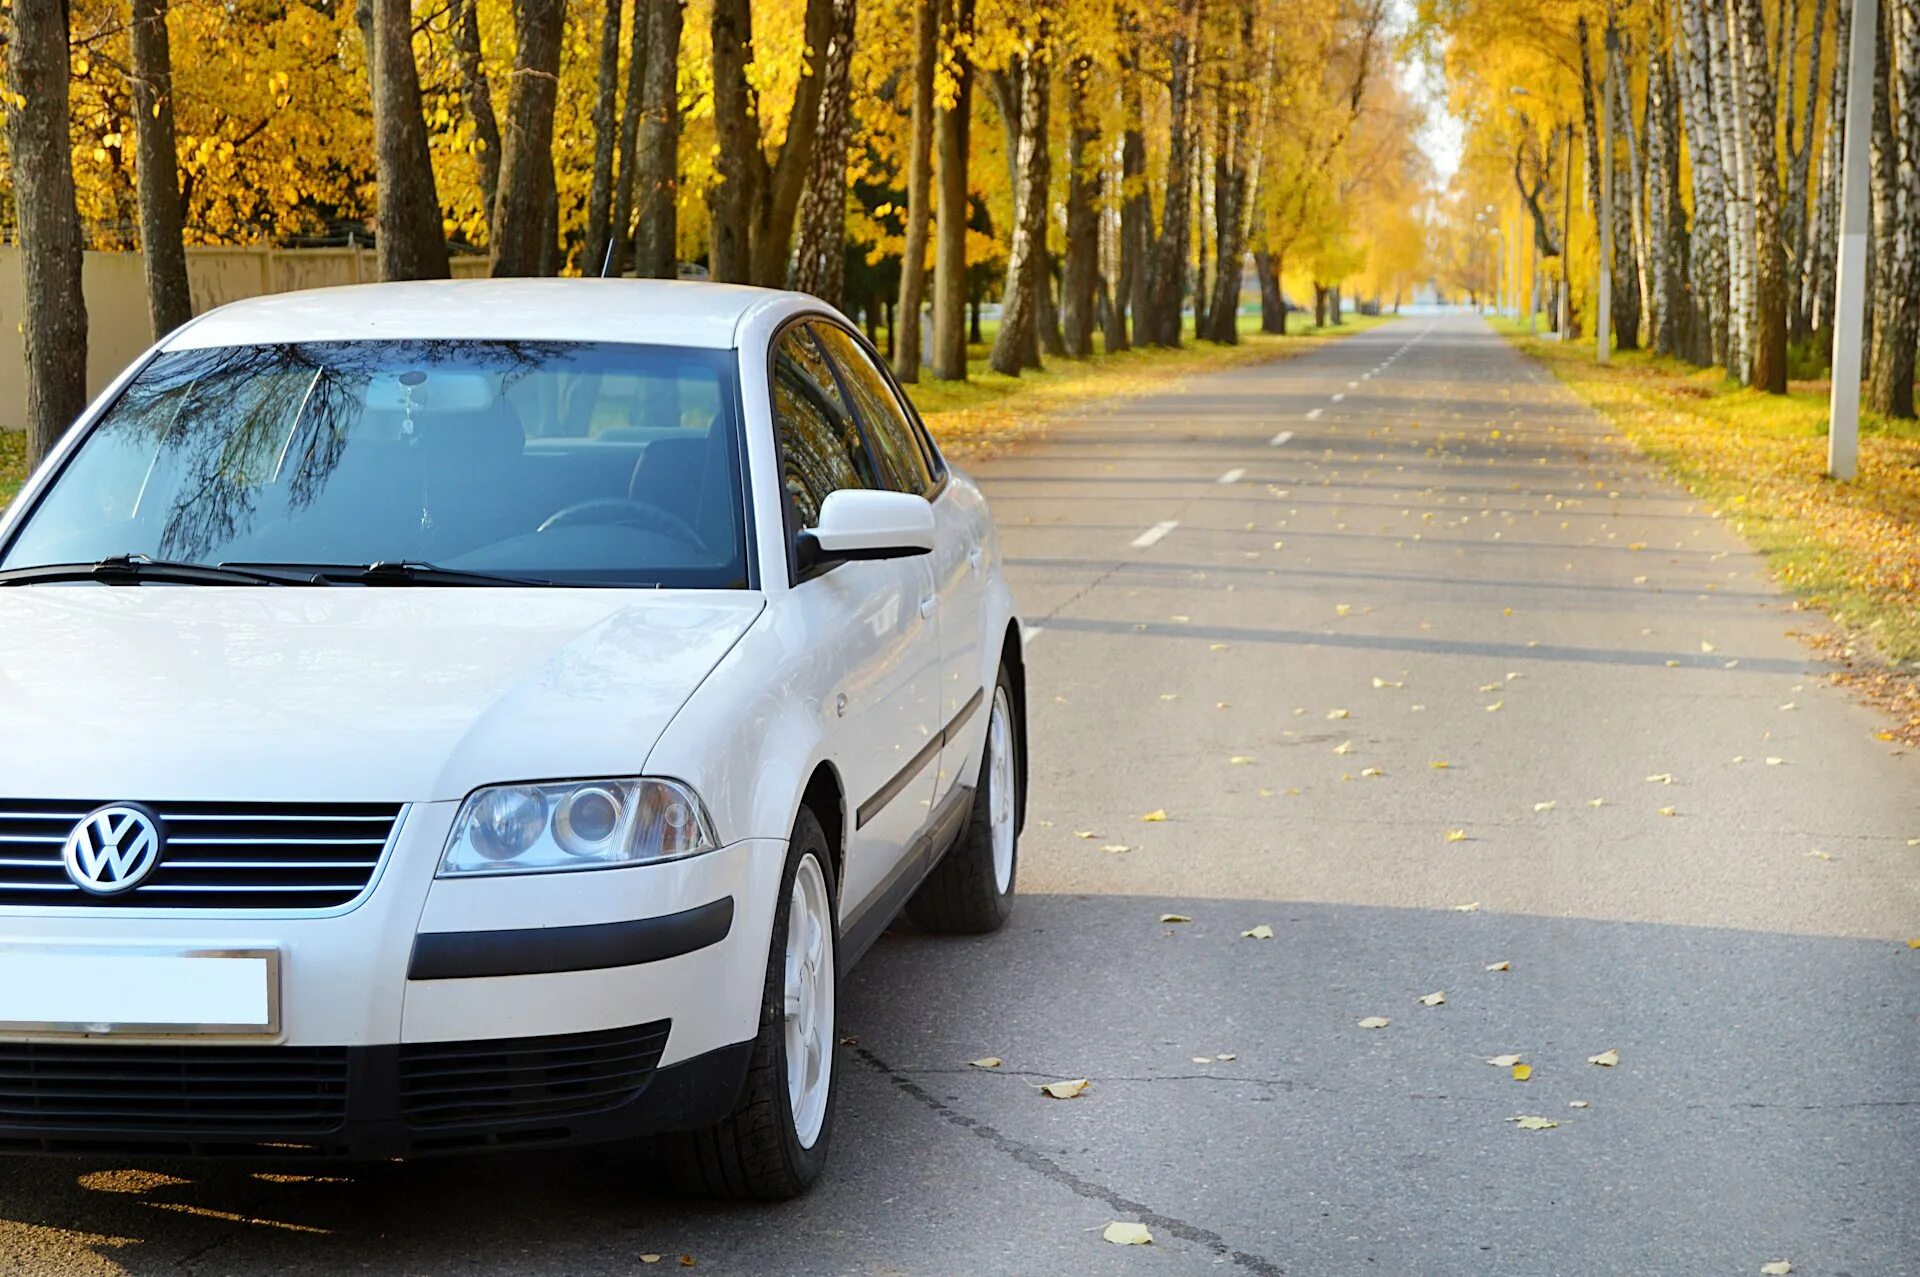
(768, 323), (943, 922)
(810, 322), (987, 813)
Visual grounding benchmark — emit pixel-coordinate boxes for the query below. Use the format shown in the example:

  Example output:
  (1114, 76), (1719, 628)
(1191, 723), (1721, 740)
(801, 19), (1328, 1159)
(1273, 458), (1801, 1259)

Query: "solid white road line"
(1131, 520), (1179, 548)
(1218, 468), (1245, 484)
(1331, 392), (1346, 402)
(1270, 430), (1294, 446)
(1305, 407), (1323, 420)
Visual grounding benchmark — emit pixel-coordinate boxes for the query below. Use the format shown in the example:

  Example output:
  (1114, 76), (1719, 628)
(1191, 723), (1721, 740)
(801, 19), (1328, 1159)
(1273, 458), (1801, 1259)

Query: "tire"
(664, 809), (839, 1200)
(906, 664), (1021, 934)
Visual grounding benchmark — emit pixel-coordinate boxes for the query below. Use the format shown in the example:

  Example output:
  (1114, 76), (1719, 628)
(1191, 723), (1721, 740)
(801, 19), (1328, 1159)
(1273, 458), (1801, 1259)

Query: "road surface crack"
(854, 1045), (1286, 1275)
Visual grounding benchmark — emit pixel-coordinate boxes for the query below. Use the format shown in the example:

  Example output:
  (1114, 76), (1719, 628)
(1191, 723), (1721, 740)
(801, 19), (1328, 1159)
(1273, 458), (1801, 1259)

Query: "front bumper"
(0, 818), (788, 1158)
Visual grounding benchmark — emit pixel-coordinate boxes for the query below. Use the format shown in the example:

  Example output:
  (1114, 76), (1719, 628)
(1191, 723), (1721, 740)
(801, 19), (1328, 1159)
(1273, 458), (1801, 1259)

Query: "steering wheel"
(536, 499), (705, 548)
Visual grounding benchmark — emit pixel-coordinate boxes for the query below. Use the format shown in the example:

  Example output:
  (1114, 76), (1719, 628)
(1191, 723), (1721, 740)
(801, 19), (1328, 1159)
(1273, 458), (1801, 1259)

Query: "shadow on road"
(0, 894), (1913, 1274)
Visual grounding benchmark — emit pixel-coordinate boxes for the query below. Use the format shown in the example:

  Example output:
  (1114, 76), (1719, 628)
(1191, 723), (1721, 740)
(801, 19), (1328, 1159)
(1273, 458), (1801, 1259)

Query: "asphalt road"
(2, 314), (1915, 1276)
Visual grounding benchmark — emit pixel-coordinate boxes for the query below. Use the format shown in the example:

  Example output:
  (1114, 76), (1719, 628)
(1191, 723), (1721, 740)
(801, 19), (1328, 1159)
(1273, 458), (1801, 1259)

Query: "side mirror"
(800, 489), (936, 567)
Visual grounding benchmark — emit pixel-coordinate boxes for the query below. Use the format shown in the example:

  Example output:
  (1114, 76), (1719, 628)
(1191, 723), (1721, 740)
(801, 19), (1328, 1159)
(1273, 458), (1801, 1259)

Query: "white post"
(1597, 31), (1613, 364)
(1828, 0), (1876, 481)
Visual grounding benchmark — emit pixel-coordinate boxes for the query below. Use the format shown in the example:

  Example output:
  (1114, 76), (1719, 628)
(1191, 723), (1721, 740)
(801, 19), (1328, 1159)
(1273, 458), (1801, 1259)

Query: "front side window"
(0, 340), (750, 588)
(810, 323), (934, 497)
(770, 326), (877, 531)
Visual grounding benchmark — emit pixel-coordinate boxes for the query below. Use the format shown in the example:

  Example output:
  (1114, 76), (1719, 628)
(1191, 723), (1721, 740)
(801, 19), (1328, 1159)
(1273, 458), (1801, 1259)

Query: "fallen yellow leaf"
(1039, 1078), (1090, 1099)
(1160, 913), (1191, 923)
(1453, 901), (1480, 912)
(1430, 760), (1450, 769)
(1445, 829), (1468, 842)
(1485, 1054), (1523, 1067)
(1327, 708), (1350, 720)
(1658, 806), (1677, 817)
(1765, 756), (1786, 766)
(641, 1257), (662, 1265)
(1361, 766), (1384, 777)
(1418, 991), (1446, 1006)
(1102, 1222), (1153, 1246)
(1074, 830), (1098, 839)
(1588, 1048), (1620, 1068)
(1533, 800), (1556, 812)
(1485, 700), (1503, 712)
(1357, 1016), (1391, 1029)
(1141, 810), (1167, 822)
(1807, 849), (1832, 861)
(1485, 960), (1510, 972)
(1508, 1115), (1558, 1130)
(969, 1057), (1002, 1069)
(1241, 924), (1274, 940)
(1335, 604), (1353, 617)
(1511, 1063), (1533, 1082)
(1759, 1263), (1792, 1276)
(1101, 844), (1130, 853)
(1333, 740), (1355, 755)
(1647, 773), (1675, 784)
(1568, 1100), (1590, 1109)
(1229, 756), (1254, 765)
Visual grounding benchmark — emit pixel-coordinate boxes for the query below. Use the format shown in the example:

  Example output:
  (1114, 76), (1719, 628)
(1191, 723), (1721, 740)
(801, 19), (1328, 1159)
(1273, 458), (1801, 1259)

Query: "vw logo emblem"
(62, 804), (165, 895)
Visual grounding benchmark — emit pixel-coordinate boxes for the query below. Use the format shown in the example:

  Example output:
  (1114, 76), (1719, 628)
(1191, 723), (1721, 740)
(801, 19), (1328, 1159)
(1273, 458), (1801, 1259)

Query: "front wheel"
(906, 665), (1021, 934)
(664, 810), (839, 1200)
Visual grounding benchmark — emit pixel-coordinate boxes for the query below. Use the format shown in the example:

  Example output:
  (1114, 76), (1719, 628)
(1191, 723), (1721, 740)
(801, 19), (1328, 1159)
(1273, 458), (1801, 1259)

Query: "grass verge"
(0, 431), (22, 509)
(908, 311), (1394, 460)
(1493, 317), (1919, 737)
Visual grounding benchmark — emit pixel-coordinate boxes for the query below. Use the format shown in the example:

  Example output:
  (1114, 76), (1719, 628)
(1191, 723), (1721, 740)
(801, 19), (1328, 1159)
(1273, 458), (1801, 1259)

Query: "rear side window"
(811, 323), (933, 497)
(770, 326), (876, 530)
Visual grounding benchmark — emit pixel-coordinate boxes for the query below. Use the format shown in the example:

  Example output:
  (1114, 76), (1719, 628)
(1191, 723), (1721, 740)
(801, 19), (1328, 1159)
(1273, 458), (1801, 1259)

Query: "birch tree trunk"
(1867, 0), (1919, 416)
(129, 0), (193, 335)
(1061, 54), (1099, 357)
(451, 0), (503, 223)
(1610, 38), (1651, 346)
(1734, 0), (1789, 392)
(893, 0), (938, 377)
(988, 37), (1053, 376)
(584, 0), (625, 275)
(1785, 0), (1830, 341)
(1868, 0), (1894, 366)
(1648, 42), (1687, 357)
(931, 0), (976, 380)
(3, 0), (89, 466)
(489, 0), (567, 277)
(363, 0), (450, 280)
(1709, 0), (1753, 378)
(630, 0), (683, 278)
(1807, 0), (1848, 339)
(791, 0), (857, 304)
(1680, 0), (1730, 364)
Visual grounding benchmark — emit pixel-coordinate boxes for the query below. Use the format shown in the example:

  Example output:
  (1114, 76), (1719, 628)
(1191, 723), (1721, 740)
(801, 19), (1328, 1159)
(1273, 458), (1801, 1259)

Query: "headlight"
(439, 778), (717, 877)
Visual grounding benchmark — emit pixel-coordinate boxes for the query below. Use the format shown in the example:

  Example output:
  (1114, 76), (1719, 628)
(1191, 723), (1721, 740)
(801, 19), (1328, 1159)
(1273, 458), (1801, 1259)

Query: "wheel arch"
(797, 759), (848, 902)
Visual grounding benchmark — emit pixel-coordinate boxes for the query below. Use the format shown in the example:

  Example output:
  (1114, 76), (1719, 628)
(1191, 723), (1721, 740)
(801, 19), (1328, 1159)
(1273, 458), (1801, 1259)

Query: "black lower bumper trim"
(407, 897), (735, 980)
(0, 1034), (755, 1161)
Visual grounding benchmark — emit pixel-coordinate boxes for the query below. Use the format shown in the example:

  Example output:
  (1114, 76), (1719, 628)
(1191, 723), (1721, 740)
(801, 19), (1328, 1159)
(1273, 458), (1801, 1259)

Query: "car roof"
(163, 279), (806, 353)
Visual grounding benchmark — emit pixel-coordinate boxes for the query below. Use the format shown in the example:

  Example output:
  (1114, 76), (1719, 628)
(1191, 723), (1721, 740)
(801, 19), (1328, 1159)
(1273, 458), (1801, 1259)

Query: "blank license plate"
(0, 948), (279, 1036)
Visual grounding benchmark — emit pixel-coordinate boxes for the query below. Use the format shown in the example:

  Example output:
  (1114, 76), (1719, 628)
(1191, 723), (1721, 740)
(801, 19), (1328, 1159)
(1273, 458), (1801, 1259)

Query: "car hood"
(0, 588), (765, 803)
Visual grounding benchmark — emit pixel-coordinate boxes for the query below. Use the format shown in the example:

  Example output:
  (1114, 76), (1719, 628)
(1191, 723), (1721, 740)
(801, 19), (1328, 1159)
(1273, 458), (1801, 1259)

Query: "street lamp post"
(1828, 0), (1877, 481)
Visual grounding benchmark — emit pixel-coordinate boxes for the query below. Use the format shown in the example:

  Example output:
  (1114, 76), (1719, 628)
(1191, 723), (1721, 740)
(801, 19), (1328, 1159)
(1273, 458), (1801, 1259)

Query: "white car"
(0, 280), (1026, 1199)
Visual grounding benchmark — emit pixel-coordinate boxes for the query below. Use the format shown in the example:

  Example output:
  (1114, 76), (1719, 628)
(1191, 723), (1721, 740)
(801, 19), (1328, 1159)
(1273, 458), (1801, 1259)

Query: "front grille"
(0, 800), (401, 910)
(399, 1022), (671, 1129)
(0, 1041), (350, 1133)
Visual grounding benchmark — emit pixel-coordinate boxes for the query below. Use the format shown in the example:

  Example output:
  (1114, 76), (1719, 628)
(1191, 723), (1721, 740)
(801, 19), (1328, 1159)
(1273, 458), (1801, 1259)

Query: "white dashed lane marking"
(1304, 408), (1323, 420)
(1270, 430), (1295, 446)
(1218, 468), (1245, 485)
(1130, 520), (1179, 548)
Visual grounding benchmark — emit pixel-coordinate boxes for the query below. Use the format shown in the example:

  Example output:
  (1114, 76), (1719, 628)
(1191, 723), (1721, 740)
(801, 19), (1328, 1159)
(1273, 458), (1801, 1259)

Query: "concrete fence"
(0, 245), (491, 435)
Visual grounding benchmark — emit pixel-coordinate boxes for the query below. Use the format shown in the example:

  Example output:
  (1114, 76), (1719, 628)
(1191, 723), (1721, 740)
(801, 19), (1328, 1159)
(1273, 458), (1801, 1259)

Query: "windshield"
(0, 340), (750, 589)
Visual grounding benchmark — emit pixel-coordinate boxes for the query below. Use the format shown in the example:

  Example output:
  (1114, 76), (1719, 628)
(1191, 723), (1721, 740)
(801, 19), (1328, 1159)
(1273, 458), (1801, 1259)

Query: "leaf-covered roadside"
(1498, 323), (1920, 742)
(0, 432), (24, 509)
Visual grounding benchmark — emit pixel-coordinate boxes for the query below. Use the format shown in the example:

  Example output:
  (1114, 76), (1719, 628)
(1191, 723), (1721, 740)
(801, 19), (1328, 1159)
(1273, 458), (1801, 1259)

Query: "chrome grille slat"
(0, 801), (401, 911)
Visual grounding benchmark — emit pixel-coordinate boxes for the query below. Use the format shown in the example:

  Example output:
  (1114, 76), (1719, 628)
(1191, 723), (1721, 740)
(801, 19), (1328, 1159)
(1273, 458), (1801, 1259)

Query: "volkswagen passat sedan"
(0, 280), (1026, 1199)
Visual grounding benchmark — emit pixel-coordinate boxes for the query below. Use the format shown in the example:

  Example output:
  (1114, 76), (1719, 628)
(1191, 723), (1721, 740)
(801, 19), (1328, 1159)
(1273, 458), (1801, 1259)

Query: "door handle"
(967, 547), (984, 573)
(919, 595), (938, 618)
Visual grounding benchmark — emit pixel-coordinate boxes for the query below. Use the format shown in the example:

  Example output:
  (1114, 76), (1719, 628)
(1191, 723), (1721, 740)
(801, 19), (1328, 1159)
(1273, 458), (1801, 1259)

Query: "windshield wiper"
(0, 555), (295, 587)
(226, 560), (552, 588)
